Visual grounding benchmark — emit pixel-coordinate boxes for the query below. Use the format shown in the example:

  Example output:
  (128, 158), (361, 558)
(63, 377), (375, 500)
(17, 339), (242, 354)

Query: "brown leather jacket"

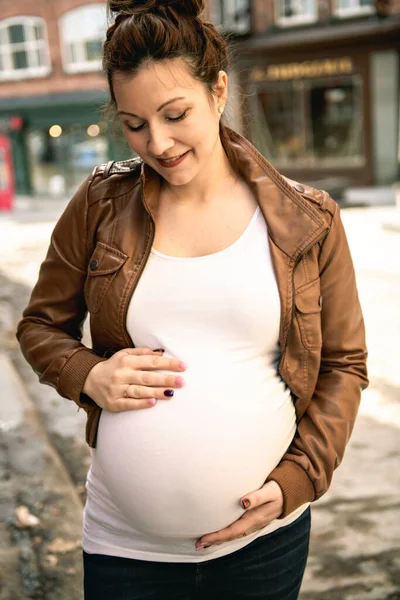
(16, 128), (368, 518)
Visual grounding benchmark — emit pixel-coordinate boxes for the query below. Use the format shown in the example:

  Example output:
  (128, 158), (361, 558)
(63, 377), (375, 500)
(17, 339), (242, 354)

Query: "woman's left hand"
(195, 481), (284, 550)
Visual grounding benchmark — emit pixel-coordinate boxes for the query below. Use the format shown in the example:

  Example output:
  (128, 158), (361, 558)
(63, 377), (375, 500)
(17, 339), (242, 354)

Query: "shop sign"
(250, 57), (354, 82)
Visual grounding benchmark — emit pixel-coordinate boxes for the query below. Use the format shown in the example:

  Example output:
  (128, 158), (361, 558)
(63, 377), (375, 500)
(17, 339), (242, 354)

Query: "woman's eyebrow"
(118, 96), (186, 118)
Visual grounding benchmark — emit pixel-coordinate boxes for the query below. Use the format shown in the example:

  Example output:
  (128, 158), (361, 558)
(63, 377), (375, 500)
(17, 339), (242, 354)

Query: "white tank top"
(83, 206), (309, 562)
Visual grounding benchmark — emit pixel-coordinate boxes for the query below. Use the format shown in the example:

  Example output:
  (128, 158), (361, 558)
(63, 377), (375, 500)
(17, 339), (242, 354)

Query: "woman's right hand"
(82, 348), (187, 412)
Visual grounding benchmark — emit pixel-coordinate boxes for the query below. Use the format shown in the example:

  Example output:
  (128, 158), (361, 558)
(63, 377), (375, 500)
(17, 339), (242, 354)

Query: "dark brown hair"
(103, 0), (240, 172)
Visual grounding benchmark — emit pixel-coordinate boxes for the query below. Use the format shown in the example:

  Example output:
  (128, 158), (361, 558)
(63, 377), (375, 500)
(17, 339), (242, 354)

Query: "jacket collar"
(141, 127), (328, 261)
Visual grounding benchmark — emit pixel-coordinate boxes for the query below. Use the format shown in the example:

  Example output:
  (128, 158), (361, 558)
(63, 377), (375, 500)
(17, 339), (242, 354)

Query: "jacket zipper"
(122, 168), (155, 348)
(278, 226), (331, 379)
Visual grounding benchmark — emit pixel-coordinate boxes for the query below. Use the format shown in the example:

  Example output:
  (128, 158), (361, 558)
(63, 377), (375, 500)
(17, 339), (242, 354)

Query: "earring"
(218, 106), (224, 115)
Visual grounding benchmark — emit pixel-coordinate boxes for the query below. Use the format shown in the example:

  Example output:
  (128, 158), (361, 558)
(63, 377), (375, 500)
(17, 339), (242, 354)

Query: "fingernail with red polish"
(241, 498), (250, 509)
(148, 398), (156, 406)
(175, 377), (185, 387)
(179, 362), (188, 370)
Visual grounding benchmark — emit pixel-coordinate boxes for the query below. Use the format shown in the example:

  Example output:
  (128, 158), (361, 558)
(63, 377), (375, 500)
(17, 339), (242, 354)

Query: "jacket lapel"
(139, 128), (330, 353)
(224, 129), (331, 352)
(225, 128), (328, 261)
(140, 128), (329, 261)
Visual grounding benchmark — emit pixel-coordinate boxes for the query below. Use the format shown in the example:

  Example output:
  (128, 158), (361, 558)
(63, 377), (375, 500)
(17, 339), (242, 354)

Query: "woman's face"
(112, 59), (227, 187)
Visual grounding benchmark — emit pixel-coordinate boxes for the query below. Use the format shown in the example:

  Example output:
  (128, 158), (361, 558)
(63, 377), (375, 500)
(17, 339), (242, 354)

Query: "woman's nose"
(147, 126), (174, 157)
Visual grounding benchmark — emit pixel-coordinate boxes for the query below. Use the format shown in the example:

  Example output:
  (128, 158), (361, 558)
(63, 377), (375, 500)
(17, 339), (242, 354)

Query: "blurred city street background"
(1, 0), (400, 599)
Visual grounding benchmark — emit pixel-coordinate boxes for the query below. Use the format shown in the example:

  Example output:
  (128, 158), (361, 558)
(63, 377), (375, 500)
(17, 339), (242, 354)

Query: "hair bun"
(109, 0), (204, 18)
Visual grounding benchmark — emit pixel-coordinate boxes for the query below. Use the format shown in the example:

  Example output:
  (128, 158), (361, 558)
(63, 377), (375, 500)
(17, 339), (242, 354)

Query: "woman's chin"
(162, 168), (198, 187)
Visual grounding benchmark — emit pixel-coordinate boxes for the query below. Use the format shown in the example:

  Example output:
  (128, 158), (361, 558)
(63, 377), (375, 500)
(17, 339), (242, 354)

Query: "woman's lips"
(157, 151), (190, 169)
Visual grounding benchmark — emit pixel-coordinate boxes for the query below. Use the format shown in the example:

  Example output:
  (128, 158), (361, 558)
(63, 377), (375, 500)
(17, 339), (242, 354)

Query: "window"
(28, 125), (109, 196)
(275, 0), (317, 26)
(60, 4), (107, 73)
(335, 0), (375, 17)
(0, 17), (50, 80)
(210, 0), (250, 34)
(251, 76), (365, 168)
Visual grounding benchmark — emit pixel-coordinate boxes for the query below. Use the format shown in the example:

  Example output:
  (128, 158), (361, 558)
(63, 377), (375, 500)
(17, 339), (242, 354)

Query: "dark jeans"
(83, 507), (310, 600)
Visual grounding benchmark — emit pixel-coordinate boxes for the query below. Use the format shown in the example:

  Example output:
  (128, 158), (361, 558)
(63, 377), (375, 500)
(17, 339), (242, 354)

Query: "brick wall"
(251, 0), (274, 33)
(252, 0), (400, 34)
(1, 0), (399, 101)
(0, 0), (107, 99)
(0, 0), (220, 101)
(384, 0), (400, 15)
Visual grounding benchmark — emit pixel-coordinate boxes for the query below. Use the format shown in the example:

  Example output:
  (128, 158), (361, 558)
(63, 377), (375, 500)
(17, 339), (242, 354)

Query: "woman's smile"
(156, 150), (192, 168)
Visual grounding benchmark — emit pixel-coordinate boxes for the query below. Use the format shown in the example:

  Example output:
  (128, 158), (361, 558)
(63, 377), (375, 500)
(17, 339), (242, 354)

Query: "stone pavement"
(0, 198), (399, 599)
(0, 352), (84, 600)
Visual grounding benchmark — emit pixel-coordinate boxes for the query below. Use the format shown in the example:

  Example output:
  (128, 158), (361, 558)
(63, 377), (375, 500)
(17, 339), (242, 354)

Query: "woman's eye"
(167, 111), (187, 122)
(126, 123), (145, 132)
(125, 111), (188, 133)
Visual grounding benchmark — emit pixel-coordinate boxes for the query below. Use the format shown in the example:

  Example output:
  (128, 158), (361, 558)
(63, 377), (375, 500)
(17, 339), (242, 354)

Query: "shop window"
(335, 0), (375, 17)
(275, 0), (317, 26)
(255, 84), (306, 161)
(27, 123), (109, 197)
(60, 4), (107, 73)
(251, 76), (365, 168)
(209, 0), (250, 33)
(0, 17), (50, 81)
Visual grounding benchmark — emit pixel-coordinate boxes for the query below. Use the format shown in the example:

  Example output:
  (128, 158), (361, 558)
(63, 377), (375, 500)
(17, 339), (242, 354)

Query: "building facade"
(226, 0), (400, 190)
(0, 0), (122, 196)
(0, 0), (399, 196)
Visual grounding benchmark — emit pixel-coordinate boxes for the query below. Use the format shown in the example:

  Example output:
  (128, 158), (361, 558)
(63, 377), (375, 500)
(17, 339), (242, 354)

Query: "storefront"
(238, 18), (400, 191)
(0, 90), (131, 197)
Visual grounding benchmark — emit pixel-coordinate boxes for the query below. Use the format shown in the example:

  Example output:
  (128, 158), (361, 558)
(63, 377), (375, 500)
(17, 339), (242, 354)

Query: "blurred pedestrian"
(16, 1), (368, 598)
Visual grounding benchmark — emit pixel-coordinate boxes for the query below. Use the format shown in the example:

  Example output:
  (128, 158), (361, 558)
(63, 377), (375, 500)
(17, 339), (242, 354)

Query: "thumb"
(240, 481), (282, 510)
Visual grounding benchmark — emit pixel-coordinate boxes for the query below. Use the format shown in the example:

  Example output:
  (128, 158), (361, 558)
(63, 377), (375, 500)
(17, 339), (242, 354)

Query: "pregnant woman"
(17, 1), (368, 598)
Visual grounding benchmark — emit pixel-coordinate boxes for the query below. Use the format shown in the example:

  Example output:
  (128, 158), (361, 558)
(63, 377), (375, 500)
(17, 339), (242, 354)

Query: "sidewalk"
(342, 186), (400, 232)
(0, 196), (69, 226)
(0, 352), (84, 600)
(343, 186), (396, 207)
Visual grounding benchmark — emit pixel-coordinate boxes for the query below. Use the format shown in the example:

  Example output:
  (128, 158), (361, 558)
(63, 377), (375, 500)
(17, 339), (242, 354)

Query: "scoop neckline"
(151, 206), (261, 262)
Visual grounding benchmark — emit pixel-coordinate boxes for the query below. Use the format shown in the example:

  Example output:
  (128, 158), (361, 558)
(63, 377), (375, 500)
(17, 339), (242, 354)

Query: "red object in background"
(9, 115), (24, 131)
(0, 134), (15, 210)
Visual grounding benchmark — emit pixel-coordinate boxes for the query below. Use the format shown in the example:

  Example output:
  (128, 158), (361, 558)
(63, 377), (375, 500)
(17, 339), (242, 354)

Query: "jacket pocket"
(294, 278), (323, 350)
(84, 242), (128, 313)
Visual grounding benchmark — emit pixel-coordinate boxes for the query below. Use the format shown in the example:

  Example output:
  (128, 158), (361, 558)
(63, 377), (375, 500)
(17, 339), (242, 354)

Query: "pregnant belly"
(93, 367), (295, 538)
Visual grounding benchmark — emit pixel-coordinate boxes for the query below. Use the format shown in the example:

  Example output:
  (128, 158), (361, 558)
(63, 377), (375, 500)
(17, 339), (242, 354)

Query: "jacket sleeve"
(267, 205), (369, 517)
(16, 174), (106, 409)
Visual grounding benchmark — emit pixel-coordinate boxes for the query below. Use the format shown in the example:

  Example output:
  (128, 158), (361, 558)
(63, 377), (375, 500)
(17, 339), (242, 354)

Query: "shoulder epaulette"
(283, 176), (337, 217)
(92, 157), (142, 179)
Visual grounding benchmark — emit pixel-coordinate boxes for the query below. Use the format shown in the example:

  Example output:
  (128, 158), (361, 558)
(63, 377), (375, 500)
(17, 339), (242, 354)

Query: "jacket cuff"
(267, 460), (316, 518)
(58, 349), (107, 408)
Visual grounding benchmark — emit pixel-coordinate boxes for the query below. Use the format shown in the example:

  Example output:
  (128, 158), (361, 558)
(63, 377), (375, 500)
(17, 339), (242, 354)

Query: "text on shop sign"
(250, 58), (354, 81)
